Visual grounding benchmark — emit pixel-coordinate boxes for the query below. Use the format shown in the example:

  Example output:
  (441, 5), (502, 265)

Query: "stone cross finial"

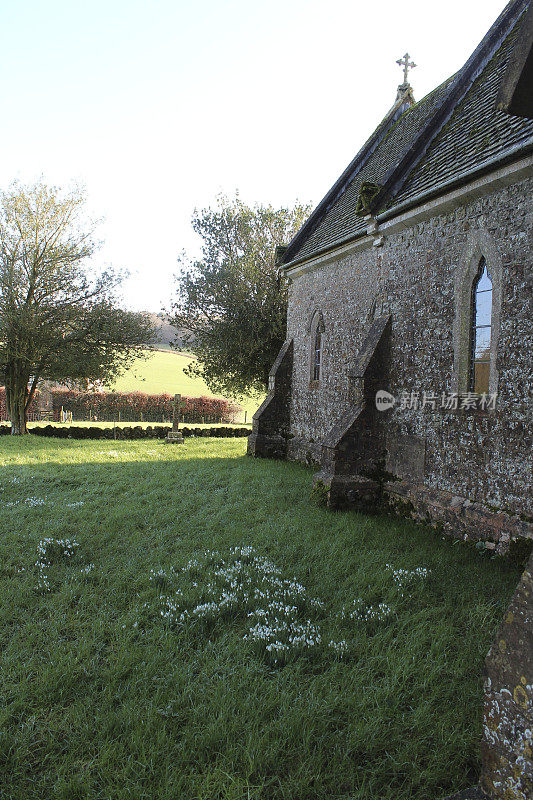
(396, 52), (416, 85)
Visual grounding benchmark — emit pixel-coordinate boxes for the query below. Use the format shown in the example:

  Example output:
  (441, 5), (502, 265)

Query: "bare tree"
(0, 180), (153, 434)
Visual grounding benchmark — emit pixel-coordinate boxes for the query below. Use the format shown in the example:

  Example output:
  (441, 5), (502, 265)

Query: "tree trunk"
(5, 372), (29, 435)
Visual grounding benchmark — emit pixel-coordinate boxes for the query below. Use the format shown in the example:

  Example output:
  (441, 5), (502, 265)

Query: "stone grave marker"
(166, 393), (186, 444)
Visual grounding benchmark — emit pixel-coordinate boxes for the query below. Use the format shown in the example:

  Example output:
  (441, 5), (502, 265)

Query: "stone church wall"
(285, 175), (533, 544)
(286, 244), (381, 461)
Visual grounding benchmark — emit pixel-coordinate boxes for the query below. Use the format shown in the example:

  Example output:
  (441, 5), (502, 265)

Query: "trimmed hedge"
(0, 424), (250, 440)
(0, 387), (41, 421)
(50, 389), (239, 424)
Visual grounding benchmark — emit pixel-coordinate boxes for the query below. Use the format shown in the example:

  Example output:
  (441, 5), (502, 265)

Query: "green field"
(107, 349), (263, 422)
(0, 435), (522, 800)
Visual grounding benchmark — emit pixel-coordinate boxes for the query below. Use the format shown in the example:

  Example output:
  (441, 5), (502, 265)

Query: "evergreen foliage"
(170, 195), (310, 397)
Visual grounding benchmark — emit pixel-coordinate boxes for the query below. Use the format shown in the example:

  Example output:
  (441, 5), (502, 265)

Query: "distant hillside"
(143, 312), (191, 351)
(107, 349), (262, 421)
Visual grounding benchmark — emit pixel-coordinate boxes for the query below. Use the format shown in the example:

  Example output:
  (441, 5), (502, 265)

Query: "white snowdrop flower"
(329, 640), (348, 655)
(386, 563), (430, 591)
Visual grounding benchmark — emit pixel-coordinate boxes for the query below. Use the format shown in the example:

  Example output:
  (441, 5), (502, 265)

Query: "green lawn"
(0, 436), (521, 800)
(107, 349), (262, 422)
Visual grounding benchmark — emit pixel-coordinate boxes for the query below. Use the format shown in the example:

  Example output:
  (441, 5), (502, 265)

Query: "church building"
(249, 3), (532, 796)
(249, 0), (532, 553)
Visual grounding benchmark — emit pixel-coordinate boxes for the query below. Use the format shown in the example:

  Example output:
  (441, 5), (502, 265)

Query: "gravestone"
(165, 393), (185, 444)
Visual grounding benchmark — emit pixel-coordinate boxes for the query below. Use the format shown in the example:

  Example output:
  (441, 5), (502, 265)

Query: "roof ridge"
(377, 74), (457, 151)
(281, 91), (418, 265)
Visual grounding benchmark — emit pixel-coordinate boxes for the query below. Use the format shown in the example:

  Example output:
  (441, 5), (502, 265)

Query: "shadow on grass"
(0, 436), (523, 800)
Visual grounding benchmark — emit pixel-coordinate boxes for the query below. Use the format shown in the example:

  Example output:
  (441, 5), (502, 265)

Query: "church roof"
(497, 0), (533, 116)
(281, 0), (533, 269)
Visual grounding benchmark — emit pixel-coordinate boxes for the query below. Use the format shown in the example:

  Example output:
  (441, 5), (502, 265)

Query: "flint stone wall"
(285, 175), (533, 544)
(481, 550), (533, 800)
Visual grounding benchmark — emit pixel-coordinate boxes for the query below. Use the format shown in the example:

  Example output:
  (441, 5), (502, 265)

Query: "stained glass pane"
(474, 326), (491, 359)
(474, 361), (490, 394)
(475, 288), (492, 327)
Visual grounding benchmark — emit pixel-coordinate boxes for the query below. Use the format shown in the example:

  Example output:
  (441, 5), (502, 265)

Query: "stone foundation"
(314, 472), (382, 513)
(385, 481), (533, 553)
(287, 429), (533, 550)
(287, 436), (323, 466)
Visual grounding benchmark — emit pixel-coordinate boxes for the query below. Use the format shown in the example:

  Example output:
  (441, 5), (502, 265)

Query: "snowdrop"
(340, 599), (393, 624)
(329, 639), (349, 655)
(153, 545), (327, 665)
(385, 564), (430, 590)
(35, 537), (79, 592)
(6, 496), (47, 507)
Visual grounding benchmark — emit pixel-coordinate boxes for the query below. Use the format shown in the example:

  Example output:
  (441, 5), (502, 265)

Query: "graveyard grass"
(0, 436), (522, 800)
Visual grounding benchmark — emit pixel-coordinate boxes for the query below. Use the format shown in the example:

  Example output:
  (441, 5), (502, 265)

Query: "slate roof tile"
(391, 26), (533, 209)
(291, 78), (455, 262)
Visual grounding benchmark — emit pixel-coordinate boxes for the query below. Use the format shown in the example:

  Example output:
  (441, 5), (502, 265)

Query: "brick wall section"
(480, 550), (533, 799)
(283, 175), (533, 547)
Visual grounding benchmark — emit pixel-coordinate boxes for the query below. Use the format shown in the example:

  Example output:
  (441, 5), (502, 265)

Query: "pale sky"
(0, 0), (509, 312)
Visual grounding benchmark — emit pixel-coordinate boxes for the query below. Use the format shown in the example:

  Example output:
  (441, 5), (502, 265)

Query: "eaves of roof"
(497, 0), (533, 116)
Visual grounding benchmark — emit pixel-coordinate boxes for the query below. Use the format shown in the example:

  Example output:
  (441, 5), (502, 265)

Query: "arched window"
(309, 310), (325, 384)
(470, 257), (493, 394)
(453, 230), (501, 400)
(313, 328), (322, 381)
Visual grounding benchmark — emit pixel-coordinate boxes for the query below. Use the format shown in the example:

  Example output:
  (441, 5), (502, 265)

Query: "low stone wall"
(0, 425), (250, 440)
